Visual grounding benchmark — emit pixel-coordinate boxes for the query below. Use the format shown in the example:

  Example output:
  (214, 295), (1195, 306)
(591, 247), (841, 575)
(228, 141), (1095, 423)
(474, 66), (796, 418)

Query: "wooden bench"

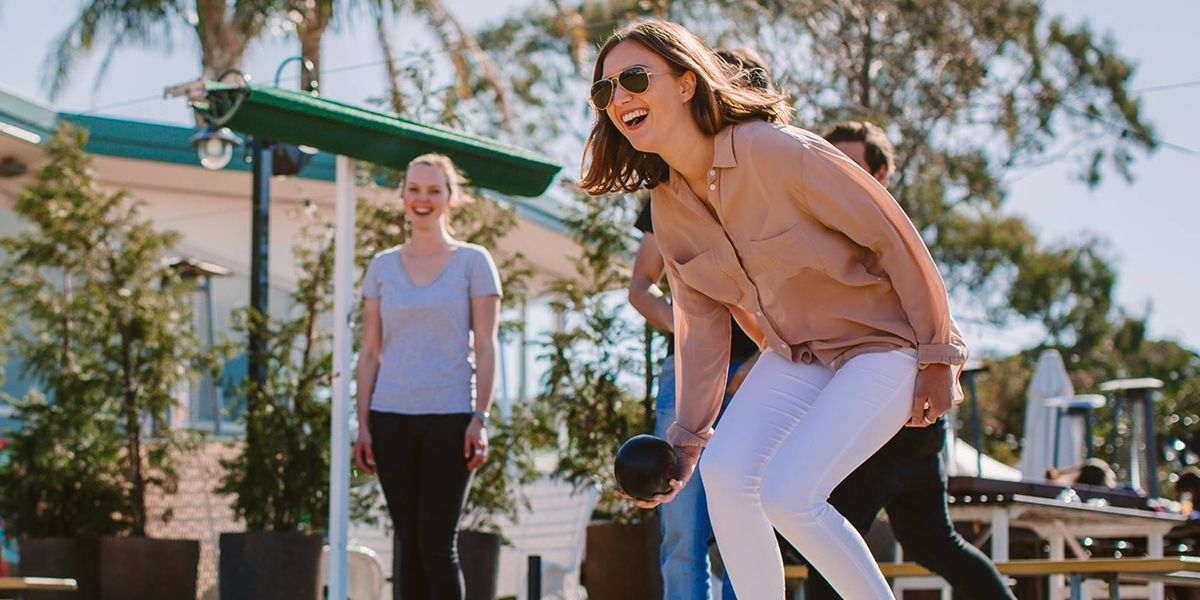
(0, 576), (79, 591)
(784, 556), (1200, 600)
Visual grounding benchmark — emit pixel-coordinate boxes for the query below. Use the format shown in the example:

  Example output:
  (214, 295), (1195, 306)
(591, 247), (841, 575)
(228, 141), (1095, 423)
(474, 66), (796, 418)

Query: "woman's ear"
(679, 71), (697, 103)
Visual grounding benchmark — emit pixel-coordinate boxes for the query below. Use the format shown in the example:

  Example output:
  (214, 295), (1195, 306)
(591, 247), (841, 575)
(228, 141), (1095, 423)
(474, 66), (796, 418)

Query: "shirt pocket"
(744, 223), (824, 282)
(673, 250), (742, 306)
(746, 221), (881, 288)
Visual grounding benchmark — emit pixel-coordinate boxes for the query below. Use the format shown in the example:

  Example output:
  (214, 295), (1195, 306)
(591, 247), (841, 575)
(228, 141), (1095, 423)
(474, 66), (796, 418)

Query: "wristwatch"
(471, 410), (490, 424)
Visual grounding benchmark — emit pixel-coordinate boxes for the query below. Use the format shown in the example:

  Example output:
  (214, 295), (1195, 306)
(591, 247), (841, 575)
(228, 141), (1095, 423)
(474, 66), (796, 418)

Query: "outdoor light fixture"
(189, 125), (243, 170)
(271, 142), (316, 176)
(0, 156), (27, 178)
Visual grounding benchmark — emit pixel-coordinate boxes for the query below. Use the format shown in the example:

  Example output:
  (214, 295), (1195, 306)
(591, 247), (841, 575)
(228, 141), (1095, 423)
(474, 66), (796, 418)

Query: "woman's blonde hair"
(579, 19), (792, 194)
(401, 153), (474, 237)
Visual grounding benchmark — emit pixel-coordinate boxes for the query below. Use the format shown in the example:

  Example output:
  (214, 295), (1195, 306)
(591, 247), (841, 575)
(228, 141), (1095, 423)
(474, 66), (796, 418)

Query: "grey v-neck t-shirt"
(361, 243), (502, 415)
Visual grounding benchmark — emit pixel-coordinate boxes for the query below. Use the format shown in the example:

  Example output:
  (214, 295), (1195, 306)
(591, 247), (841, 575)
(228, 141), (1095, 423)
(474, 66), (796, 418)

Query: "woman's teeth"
(622, 109), (648, 126)
(412, 207), (433, 216)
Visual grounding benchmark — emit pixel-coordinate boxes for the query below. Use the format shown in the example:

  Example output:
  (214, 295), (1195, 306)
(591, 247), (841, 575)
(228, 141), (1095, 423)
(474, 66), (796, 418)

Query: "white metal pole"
(328, 155), (355, 599)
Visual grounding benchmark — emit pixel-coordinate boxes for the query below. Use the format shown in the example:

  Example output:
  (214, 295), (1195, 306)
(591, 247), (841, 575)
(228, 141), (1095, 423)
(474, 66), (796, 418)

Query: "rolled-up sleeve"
(948, 315), (969, 403)
(663, 259), (731, 448)
(790, 138), (966, 368)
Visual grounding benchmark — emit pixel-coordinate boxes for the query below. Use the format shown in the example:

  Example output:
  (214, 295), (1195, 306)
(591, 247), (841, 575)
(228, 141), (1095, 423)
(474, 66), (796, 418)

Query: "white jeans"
(700, 348), (917, 599)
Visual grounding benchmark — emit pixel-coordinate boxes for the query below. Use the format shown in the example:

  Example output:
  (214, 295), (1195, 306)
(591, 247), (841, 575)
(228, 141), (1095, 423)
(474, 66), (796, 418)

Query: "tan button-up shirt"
(653, 120), (968, 448)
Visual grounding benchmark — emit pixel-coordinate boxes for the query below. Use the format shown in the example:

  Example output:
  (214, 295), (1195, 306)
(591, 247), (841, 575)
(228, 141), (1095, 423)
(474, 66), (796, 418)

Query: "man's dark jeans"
(804, 417), (1015, 600)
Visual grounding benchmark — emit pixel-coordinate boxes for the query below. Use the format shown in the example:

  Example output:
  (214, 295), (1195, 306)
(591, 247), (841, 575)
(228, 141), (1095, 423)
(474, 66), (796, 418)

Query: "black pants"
(804, 418), (1015, 600)
(370, 411), (474, 600)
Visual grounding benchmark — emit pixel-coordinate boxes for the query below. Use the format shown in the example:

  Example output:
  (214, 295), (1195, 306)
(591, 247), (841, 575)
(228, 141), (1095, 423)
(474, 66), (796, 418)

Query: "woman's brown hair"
(579, 19), (792, 194)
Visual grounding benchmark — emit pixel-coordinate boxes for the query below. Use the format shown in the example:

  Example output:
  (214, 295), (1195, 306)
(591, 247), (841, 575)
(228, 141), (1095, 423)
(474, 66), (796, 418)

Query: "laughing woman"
(581, 20), (967, 598)
(353, 153), (501, 599)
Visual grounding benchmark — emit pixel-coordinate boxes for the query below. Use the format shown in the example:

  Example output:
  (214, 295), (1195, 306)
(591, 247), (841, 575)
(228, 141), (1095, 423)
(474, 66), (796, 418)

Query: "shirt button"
(708, 169), (715, 177)
(779, 343), (789, 352)
(756, 310), (763, 316)
(708, 184), (716, 190)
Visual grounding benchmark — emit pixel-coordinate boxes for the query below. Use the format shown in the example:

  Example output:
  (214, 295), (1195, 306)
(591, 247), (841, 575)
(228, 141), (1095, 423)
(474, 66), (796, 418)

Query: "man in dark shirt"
(629, 200), (757, 600)
(803, 121), (1015, 600)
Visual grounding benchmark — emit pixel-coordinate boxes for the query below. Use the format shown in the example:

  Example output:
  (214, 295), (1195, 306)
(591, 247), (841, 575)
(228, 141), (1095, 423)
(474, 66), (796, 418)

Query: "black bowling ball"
(614, 434), (678, 501)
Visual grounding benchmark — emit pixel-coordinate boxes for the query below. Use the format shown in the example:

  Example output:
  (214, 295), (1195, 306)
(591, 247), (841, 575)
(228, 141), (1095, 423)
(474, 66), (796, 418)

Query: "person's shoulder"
(458, 243), (496, 264)
(735, 120), (822, 147)
(735, 121), (824, 162)
(370, 245), (402, 263)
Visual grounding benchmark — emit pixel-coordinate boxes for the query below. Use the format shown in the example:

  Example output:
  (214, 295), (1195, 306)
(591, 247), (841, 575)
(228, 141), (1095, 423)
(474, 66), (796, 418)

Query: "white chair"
(317, 544), (386, 600)
(494, 477), (601, 600)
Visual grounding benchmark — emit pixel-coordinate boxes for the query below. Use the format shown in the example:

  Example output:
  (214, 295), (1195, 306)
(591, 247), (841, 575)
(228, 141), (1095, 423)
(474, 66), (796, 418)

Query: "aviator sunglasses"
(590, 65), (663, 111)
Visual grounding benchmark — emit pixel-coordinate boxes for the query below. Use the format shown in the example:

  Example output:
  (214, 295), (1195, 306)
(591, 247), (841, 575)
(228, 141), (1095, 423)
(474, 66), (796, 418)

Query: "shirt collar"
(712, 123), (738, 169)
(666, 123), (738, 196)
(663, 123), (739, 218)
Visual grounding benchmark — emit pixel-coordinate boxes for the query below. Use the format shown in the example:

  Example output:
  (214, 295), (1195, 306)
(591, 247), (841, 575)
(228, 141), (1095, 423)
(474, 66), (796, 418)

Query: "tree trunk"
(193, 0), (254, 127)
(61, 271), (72, 367)
(300, 33), (322, 92)
(196, 0), (249, 82)
(375, 9), (407, 114)
(122, 333), (145, 536)
(858, 6), (874, 111)
(415, 0), (514, 130)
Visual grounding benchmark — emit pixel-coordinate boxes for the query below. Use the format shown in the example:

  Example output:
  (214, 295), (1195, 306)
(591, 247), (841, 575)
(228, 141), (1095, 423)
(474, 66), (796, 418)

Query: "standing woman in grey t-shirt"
(353, 153), (502, 599)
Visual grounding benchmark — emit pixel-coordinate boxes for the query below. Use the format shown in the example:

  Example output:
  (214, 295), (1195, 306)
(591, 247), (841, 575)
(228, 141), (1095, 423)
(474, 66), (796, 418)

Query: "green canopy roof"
(196, 84), (561, 197)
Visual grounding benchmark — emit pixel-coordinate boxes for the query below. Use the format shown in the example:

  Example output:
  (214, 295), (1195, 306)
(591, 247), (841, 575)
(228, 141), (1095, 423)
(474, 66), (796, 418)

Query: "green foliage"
(0, 124), (210, 537)
(680, 0), (1153, 340)
(473, 0), (1155, 346)
(532, 188), (651, 521)
(217, 216), (334, 532)
(0, 392), (130, 537)
(48, 0), (509, 135)
(1008, 237), (1116, 350)
(966, 320), (1200, 494)
(460, 402), (554, 536)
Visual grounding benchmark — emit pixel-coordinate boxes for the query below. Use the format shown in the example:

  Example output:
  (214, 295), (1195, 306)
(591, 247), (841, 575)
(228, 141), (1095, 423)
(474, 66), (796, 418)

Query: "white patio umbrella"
(945, 431), (1022, 480)
(1017, 349), (1081, 480)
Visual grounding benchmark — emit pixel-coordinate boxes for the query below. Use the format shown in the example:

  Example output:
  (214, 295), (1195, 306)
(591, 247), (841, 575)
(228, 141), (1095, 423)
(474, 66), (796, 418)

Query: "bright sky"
(1, 1), (1196, 356)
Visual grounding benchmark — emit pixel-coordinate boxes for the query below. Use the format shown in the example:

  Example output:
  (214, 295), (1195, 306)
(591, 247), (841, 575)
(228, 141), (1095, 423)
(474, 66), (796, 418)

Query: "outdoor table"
(784, 556), (1200, 600)
(948, 491), (1185, 600)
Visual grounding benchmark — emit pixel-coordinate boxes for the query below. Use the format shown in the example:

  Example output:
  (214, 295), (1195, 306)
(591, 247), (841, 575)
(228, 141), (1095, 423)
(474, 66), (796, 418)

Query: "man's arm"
(627, 231), (675, 333)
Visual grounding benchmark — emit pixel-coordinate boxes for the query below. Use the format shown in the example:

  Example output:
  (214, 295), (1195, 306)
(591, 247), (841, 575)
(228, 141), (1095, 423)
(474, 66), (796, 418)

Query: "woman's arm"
(353, 297), (382, 472)
(662, 259), (732, 449)
(466, 293), (500, 470)
(356, 298), (383, 427)
(790, 135), (966, 368)
(470, 294), (501, 417)
(628, 232), (675, 333)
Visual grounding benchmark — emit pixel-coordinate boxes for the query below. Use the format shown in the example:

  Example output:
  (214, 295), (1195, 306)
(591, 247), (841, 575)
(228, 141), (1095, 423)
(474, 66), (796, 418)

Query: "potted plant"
(531, 189), (661, 600)
(216, 215), (335, 600)
(0, 125), (207, 599)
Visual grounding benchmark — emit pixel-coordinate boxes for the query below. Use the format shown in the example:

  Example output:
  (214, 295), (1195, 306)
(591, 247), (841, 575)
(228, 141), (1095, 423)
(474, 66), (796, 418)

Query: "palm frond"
(411, 0), (515, 130)
(43, 0), (185, 101)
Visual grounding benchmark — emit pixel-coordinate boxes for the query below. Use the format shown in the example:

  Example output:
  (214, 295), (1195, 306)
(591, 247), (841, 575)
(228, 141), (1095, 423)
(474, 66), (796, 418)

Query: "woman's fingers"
(624, 479), (685, 509)
(926, 390), (952, 421)
(908, 395), (929, 427)
(354, 442), (375, 474)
